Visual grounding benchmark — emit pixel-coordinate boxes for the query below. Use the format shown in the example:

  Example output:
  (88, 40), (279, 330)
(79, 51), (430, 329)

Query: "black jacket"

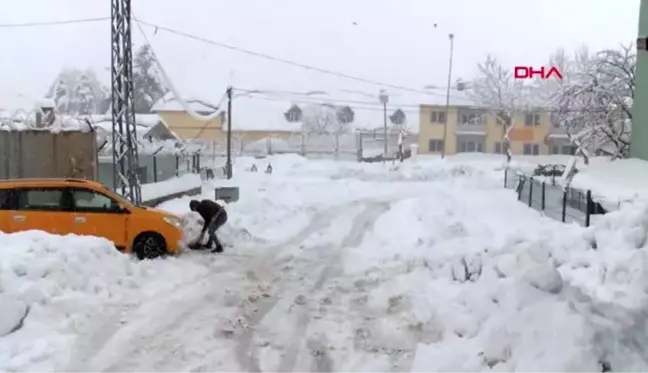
(194, 199), (225, 231)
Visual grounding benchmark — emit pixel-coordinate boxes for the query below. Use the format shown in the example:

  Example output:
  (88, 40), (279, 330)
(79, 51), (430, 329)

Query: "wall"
(0, 130), (97, 180)
(418, 105), (458, 154)
(158, 111), (225, 141)
(419, 106), (553, 155)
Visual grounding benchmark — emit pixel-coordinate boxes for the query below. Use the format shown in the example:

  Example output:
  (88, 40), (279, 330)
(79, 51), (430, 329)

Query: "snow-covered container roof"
(89, 113), (161, 127)
(0, 113), (92, 132)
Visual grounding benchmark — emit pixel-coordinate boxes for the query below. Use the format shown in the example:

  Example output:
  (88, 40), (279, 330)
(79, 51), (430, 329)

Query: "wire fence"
(504, 168), (605, 227)
(97, 152), (205, 189)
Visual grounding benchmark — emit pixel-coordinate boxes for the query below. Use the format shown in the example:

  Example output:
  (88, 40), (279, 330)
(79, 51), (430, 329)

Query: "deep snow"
(2, 154), (648, 371)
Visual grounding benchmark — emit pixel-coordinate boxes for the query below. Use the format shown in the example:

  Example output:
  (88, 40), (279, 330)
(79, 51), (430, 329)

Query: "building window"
(458, 141), (483, 153)
(551, 146), (560, 155)
(562, 145), (577, 155)
(460, 113), (481, 125)
(428, 139), (444, 152)
(524, 113), (541, 127)
(523, 143), (540, 155)
(494, 142), (509, 154)
(496, 111), (511, 126)
(430, 111), (446, 124)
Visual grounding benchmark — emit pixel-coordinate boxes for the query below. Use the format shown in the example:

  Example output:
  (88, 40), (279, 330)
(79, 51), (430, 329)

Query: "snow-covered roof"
(151, 92), (219, 113)
(146, 87), (479, 134)
(0, 114), (92, 132)
(228, 95), (303, 133)
(92, 121), (151, 135)
(89, 113), (161, 127)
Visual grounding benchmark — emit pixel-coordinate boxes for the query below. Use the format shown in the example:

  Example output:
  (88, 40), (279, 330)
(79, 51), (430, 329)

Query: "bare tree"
(550, 44), (635, 163)
(468, 55), (535, 164)
(301, 103), (338, 135)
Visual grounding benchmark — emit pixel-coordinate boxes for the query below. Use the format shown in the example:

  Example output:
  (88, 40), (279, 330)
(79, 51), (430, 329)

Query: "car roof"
(0, 178), (104, 189)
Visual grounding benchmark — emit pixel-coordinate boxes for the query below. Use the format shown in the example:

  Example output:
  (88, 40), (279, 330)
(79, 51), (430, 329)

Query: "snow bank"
(338, 182), (648, 371)
(0, 230), (215, 371)
(141, 173), (202, 202)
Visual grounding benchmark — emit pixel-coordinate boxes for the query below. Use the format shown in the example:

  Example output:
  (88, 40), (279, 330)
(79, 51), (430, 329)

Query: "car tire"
(132, 232), (167, 260)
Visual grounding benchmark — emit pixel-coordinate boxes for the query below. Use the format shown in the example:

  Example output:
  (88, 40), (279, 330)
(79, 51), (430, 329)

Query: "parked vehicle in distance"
(0, 178), (183, 259)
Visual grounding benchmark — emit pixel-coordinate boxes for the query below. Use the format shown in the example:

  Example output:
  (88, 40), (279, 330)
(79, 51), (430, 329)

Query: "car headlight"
(163, 216), (182, 228)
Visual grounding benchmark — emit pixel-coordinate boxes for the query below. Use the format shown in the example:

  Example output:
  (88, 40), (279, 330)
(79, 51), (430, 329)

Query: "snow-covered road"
(3, 154), (648, 371)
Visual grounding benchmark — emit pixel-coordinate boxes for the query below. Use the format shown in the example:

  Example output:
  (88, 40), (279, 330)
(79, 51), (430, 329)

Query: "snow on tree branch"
(468, 55), (540, 164)
(550, 44), (635, 161)
(301, 103), (352, 135)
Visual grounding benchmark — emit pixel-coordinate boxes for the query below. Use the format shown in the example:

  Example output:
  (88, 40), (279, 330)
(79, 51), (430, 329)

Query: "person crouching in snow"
(189, 199), (227, 253)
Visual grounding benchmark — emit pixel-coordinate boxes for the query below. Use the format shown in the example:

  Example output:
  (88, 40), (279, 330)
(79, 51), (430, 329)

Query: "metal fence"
(504, 168), (605, 227)
(97, 153), (203, 189)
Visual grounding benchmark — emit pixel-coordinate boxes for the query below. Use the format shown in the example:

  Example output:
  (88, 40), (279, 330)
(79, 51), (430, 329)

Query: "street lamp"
(441, 33), (454, 159)
(379, 89), (389, 156)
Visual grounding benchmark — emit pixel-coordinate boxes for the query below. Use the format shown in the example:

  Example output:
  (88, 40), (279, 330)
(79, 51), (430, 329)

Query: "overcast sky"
(0, 0), (640, 110)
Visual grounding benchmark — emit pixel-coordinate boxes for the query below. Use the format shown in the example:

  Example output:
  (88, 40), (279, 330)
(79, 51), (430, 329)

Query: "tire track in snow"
(65, 203), (349, 372)
(235, 201), (390, 372)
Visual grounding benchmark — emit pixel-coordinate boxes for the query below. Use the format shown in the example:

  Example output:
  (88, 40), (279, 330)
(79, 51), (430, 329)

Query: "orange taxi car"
(0, 178), (183, 259)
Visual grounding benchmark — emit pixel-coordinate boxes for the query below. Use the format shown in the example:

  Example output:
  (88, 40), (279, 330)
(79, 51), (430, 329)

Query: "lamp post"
(441, 33), (454, 159)
(379, 89), (389, 156)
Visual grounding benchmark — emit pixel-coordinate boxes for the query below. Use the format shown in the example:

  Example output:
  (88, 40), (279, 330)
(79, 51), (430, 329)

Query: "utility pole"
(379, 89), (389, 157)
(226, 86), (233, 179)
(441, 33), (454, 159)
(110, 0), (141, 203)
(631, 0), (648, 160)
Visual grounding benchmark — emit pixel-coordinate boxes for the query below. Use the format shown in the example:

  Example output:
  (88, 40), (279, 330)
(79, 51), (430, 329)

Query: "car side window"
(0, 189), (16, 210)
(17, 188), (67, 211)
(71, 188), (119, 213)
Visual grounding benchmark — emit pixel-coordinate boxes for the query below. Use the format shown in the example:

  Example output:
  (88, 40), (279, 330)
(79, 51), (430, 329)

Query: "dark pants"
(205, 211), (228, 252)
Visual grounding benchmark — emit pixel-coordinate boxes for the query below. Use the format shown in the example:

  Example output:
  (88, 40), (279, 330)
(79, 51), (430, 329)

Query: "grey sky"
(0, 0), (640, 110)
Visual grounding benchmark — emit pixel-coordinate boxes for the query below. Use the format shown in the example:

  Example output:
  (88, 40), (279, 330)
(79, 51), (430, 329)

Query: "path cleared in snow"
(3, 155), (648, 371)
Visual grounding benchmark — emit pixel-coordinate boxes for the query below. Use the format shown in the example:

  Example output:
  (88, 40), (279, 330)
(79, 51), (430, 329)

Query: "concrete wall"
(0, 130), (97, 180)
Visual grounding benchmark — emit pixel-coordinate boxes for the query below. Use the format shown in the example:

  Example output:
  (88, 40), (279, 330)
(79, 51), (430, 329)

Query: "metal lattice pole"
(110, 0), (141, 204)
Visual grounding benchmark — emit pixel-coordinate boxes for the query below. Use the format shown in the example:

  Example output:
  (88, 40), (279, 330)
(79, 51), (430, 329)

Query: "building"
(150, 93), (302, 147)
(418, 96), (576, 156)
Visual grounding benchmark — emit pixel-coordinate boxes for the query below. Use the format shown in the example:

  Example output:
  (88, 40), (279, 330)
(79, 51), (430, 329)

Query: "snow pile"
(232, 153), (497, 184)
(0, 231), (213, 371)
(140, 173), (202, 201)
(336, 185), (648, 371)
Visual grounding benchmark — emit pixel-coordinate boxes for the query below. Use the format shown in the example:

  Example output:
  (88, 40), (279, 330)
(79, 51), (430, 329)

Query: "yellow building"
(418, 102), (576, 156)
(151, 95), (300, 145)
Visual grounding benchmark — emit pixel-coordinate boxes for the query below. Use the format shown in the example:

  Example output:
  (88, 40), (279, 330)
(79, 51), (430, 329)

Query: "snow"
(505, 155), (648, 212)
(3, 154), (648, 371)
(90, 113), (161, 128)
(141, 173), (203, 202)
(151, 93), (218, 114)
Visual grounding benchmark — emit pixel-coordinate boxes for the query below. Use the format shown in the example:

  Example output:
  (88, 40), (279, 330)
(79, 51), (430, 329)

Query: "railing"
(504, 168), (605, 227)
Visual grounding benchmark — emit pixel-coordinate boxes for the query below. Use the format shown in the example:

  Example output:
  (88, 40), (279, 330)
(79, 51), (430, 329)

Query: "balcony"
(455, 111), (486, 135)
(455, 123), (486, 135)
(547, 124), (568, 139)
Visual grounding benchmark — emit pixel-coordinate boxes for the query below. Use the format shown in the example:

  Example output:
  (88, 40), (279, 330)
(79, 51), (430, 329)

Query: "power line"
(234, 88), (425, 108)
(0, 17), (109, 28)
(235, 91), (623, 115)
(134, 19), (434, 95)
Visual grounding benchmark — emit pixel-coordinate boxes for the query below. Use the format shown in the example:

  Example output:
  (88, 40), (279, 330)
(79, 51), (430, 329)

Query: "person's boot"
(211, 244), (224, 253)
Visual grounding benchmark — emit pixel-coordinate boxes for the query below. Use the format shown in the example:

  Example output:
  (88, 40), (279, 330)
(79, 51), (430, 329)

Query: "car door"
(0, 189), (15, 232)
(68, 187), (129, 250)
(10, 187), (73, 235)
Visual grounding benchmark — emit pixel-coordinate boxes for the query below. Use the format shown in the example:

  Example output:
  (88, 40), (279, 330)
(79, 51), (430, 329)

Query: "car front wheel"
(132, 232), (167, 260)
